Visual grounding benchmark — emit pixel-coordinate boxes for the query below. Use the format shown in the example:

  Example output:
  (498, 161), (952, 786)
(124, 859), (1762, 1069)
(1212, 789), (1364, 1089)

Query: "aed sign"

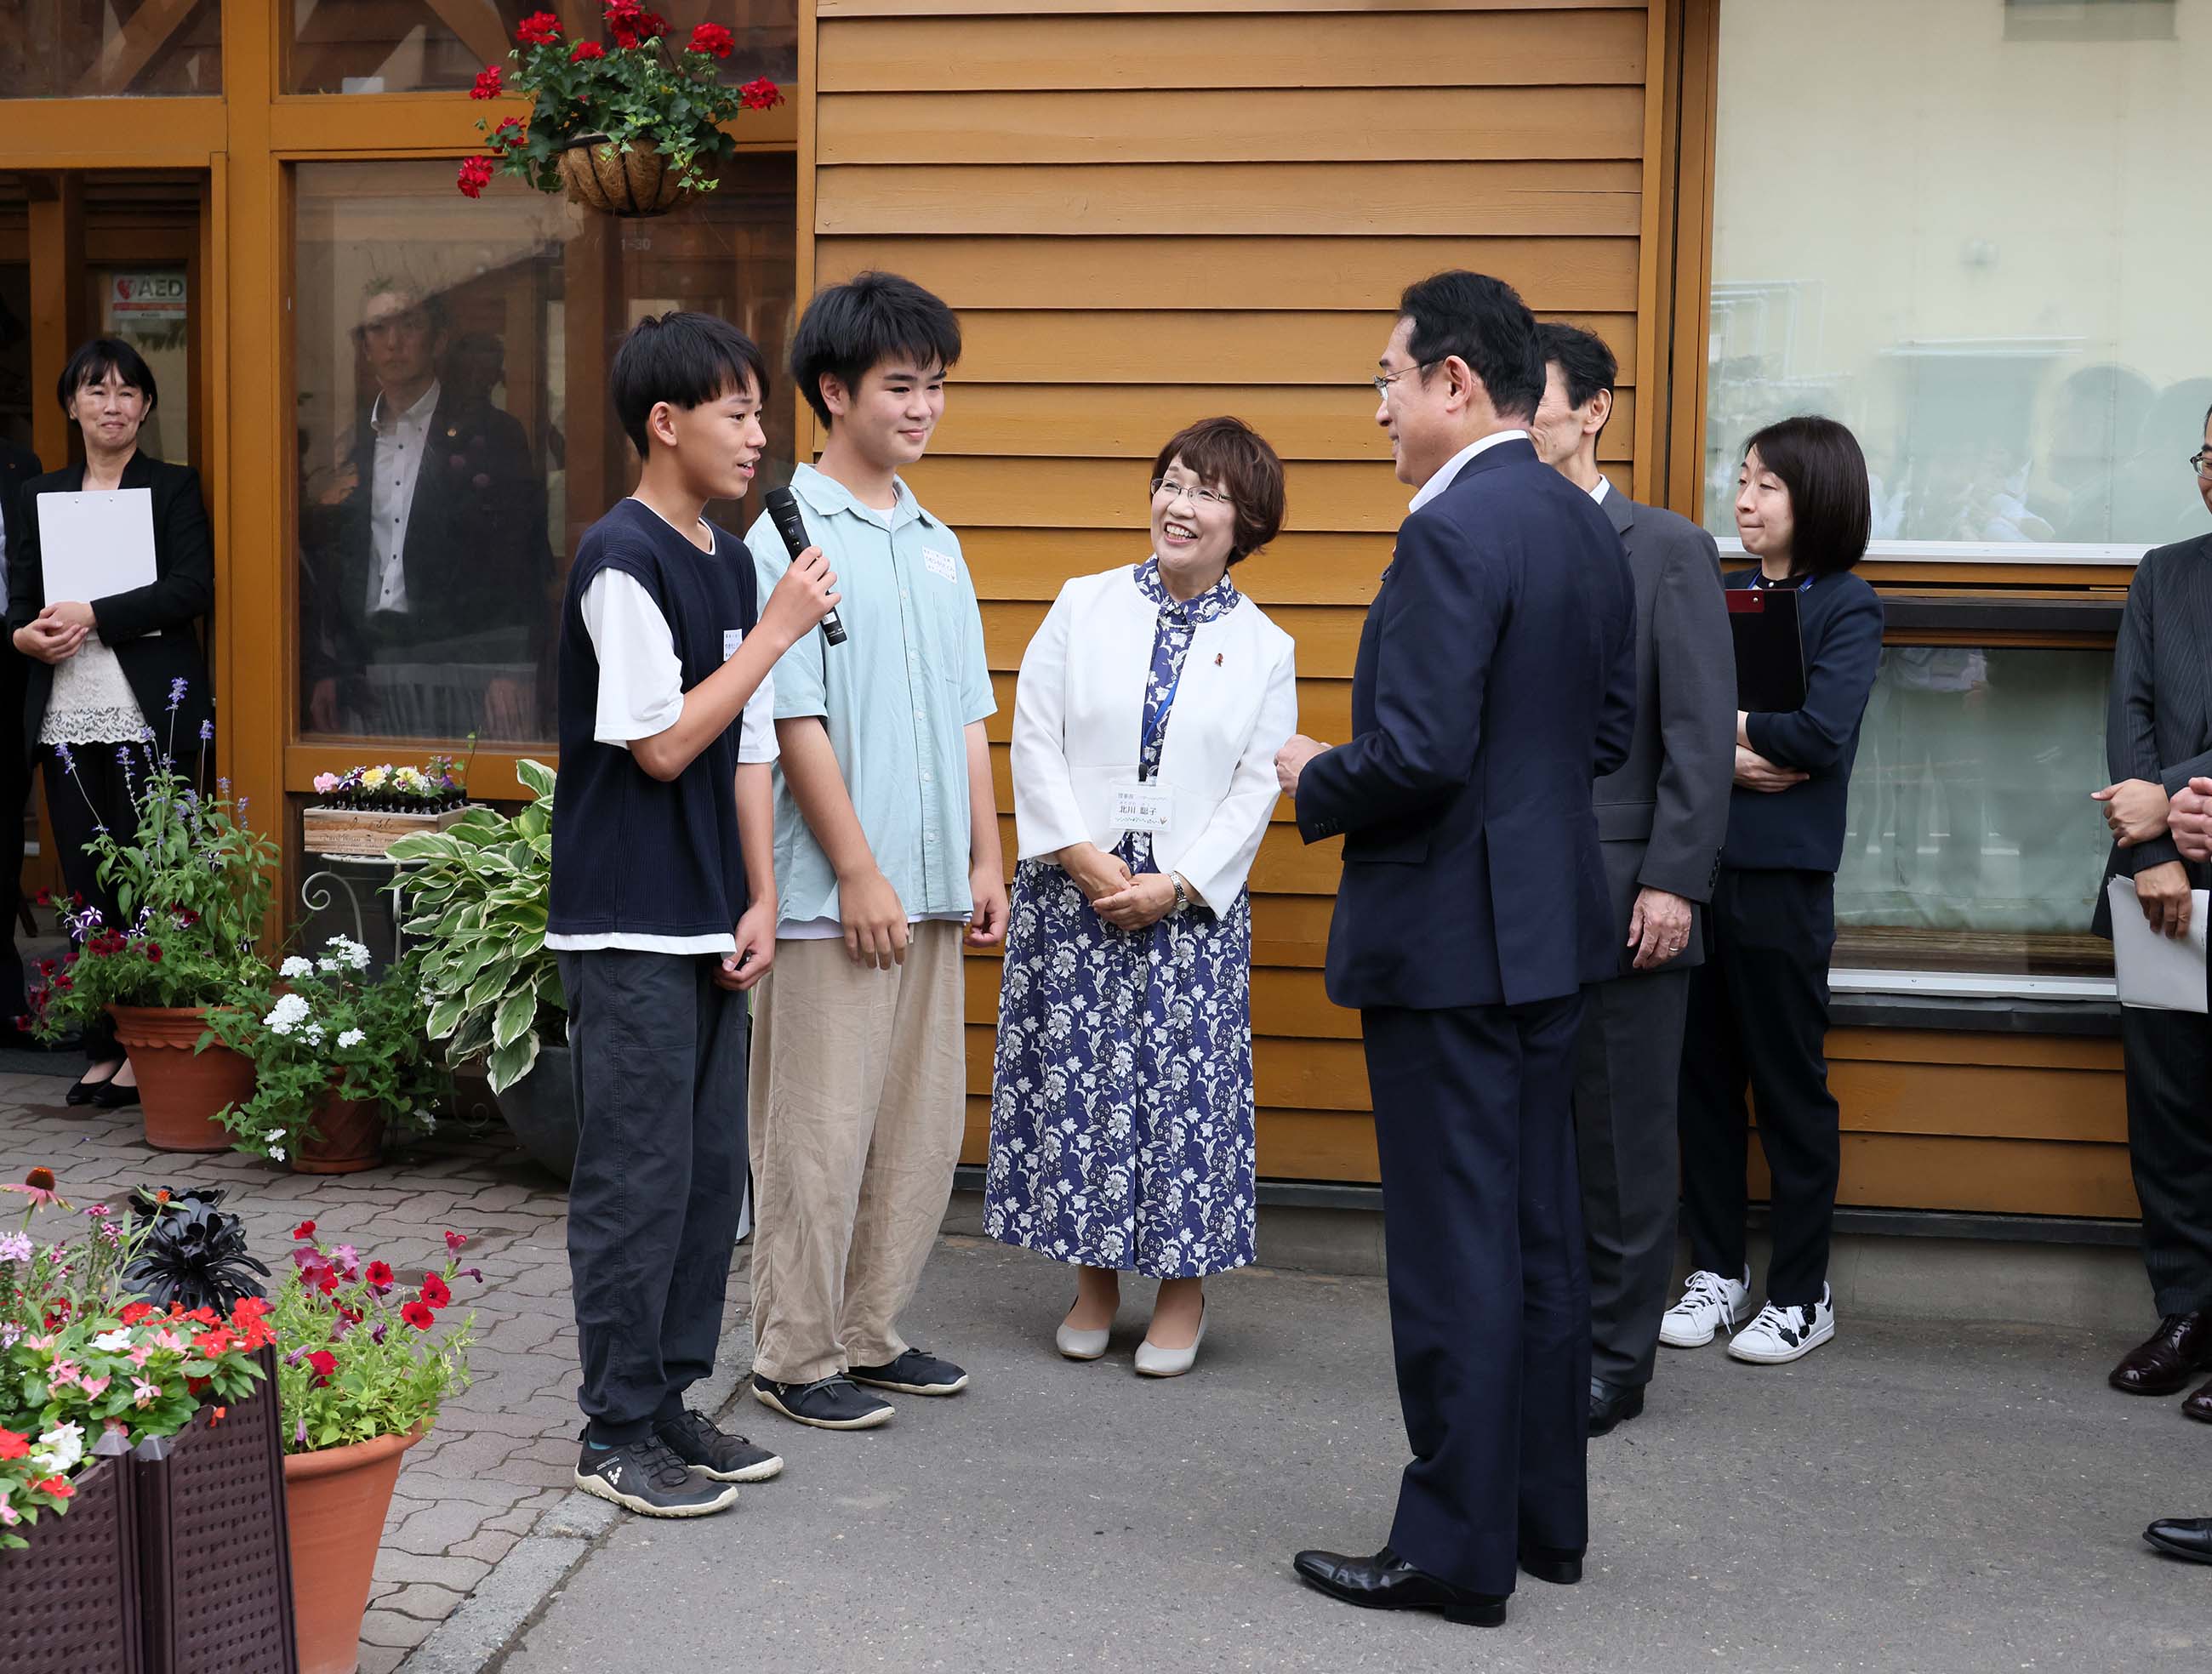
(110, 272), (188, 321)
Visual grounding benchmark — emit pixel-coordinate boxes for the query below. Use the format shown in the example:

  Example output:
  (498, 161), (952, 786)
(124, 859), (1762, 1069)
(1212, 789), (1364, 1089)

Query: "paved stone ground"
(0, 1067), (684, 1674)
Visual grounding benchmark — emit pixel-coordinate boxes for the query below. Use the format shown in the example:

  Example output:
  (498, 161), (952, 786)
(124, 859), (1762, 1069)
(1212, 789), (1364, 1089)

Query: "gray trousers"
(559, 949), (750, 1443)
(2119, 1005), (2212, 1318)
(1571, 967), (1690, 1390)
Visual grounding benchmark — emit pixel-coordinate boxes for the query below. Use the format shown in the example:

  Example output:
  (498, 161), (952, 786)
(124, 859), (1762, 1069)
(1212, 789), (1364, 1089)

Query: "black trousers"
(0, 652), (29, 1022)
(1572, 966), (1690, 1389)
(1678, 867), (1840, 1309)
(2117, 1006), (2212, 1318)
(42, 743), (136, 1063)
(1362, 993), (1588, 1597)
(559, 948), (750, 1444)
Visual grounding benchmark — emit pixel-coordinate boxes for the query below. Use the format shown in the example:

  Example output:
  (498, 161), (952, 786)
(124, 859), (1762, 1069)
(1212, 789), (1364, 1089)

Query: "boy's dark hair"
(790, 270), (962, 430)
(1398, 270), (1544, 423)
(1536, 322), (1617, 440)
(610, 311), (770, 458)
(1742, 415), (1872, 577)
(1150, 416), (1286, 566)
(58, 336), (159, 416)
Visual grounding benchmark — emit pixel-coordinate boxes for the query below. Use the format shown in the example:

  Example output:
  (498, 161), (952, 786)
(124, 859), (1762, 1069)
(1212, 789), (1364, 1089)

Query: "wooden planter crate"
(0, 1434), (144, 1674)
(300, 805), (465, 857)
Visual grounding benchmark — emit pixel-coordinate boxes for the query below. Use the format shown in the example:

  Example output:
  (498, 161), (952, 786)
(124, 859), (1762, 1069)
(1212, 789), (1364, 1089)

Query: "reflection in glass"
(1837, 645), (2114, 976)
(294, 156), (796, 746)
(0, 0), (220, 96)
(288, 0), (795, 94)
(1707, 3), (2211, 549)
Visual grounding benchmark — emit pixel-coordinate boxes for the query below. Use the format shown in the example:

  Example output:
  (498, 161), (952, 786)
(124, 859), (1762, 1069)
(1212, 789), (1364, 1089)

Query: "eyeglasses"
(1151, 477), (1234, 509)
(355, 310), (430, 345)
(2192, 449), (2212, 481)
(1371, 360), (1440, 400)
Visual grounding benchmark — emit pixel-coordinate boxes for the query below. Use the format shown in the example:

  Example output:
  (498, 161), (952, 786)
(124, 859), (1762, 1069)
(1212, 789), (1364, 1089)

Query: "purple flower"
(370, 1322), (388, 1346)
(55, 743), (75, 772)
(167, 676), (188, 711)
(294, 1419), (308, 1449)
(198, 720), (213, 743)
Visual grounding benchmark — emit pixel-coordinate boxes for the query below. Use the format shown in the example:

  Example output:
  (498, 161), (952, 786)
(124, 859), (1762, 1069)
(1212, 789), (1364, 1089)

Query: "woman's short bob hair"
(1741, 415), (1870, 578)
(57, 337), (160, 418)
(1149, 416), (1286, 565)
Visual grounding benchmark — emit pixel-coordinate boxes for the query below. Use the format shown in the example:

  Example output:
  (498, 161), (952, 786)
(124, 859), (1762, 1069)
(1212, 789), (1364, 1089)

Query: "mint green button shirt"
(744, 464), (996, 930)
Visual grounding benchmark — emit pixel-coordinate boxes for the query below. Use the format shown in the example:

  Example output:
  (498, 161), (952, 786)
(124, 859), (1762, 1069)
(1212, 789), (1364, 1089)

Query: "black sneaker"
(751, 1372), (895, 1430)
(654, 1407), (785, 1483)
(847, 1347), (968, 1397)
(573, 1430), (739, 1517)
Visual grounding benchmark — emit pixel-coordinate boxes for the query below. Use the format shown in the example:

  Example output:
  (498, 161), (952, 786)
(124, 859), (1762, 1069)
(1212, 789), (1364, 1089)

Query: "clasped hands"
(1058, 843), (1177, 931)
(13, 601), (97, 665)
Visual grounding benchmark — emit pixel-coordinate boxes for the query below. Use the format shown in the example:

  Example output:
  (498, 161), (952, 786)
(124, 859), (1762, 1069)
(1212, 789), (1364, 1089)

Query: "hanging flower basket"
(458, 4), (784, 212)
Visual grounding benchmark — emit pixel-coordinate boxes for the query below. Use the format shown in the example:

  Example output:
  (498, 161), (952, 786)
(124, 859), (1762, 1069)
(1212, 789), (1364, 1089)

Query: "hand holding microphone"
(764, 485), (848, 646)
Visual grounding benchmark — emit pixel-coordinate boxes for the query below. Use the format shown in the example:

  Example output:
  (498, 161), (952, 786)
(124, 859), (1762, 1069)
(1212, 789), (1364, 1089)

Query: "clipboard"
(2107, 878), (2209, 1014)
(35, 488), (159, 607)
(1727, 587), (1807, 712)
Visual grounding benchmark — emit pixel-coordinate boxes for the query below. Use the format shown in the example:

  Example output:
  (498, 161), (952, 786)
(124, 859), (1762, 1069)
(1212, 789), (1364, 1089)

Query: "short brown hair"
(1150, 416), (1286, 565)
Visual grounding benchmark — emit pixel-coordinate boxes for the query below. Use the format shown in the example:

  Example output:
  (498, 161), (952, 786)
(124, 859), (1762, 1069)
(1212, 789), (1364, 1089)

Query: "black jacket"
(8, 451), (216, 758)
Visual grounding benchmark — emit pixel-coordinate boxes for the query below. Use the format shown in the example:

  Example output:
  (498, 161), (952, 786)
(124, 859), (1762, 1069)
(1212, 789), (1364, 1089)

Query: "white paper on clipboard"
(35, 489), (159, 610)
(2107, 877), (2209, 1014)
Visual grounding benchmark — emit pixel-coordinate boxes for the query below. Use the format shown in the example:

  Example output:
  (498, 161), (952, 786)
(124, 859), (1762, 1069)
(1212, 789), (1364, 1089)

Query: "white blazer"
(1011, 565), (1297, 911)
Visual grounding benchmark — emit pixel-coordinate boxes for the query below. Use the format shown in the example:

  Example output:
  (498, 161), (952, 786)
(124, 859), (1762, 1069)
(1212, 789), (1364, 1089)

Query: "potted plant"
(23, 724), (278, 1152)
(273, 1220), (475, 1674)
(202, 938), (443, 1173)
(458, 3), (784, 214)
(301, 754), (471, 857)
(389, 760), (575, 1178)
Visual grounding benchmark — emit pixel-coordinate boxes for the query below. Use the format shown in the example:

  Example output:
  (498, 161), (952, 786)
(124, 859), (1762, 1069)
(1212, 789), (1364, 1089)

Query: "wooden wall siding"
(805, 0), (2139, 1217)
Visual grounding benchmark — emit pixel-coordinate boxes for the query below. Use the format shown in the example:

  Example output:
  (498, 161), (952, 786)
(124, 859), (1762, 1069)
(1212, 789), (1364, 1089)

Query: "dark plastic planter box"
(0, 1431), (144, 1674)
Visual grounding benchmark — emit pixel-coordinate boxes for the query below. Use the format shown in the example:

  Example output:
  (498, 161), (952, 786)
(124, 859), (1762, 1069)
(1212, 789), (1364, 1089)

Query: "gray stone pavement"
(503, 1236), (2211, 1674)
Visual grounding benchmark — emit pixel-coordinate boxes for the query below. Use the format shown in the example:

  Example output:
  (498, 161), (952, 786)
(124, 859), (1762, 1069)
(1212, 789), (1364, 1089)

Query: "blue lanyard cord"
(1143, 663), (1186, 756)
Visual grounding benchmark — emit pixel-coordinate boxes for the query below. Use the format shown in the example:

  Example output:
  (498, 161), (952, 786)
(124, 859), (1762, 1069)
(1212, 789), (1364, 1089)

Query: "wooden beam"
(75, 0), (207, 96)
(27, 174), (88, 475)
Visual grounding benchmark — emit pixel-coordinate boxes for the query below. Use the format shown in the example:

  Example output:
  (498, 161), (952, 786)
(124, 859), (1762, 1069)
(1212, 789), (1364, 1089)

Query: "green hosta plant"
(390, 760), (562, 1093)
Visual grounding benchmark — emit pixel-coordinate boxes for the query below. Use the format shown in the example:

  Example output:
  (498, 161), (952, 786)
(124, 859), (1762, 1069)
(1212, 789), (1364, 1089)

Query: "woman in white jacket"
(985, 417), (1297, 1378)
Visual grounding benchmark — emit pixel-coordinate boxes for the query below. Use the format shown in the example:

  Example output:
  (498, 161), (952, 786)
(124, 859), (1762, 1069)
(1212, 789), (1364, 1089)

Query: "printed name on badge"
(723, 629), (742, 659)
(922, 547), (958, 582)
(1110, 783), (1172, 833)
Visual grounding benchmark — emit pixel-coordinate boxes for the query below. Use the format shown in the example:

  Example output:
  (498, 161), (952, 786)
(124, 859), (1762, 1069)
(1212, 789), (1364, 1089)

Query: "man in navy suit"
(1276, 270), (1637, 1628)
(0, 435), (42, 1041)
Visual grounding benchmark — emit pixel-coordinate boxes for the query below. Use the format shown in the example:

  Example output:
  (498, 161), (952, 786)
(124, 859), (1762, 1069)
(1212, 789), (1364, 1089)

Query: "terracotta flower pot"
(283, 1427), (423, 1674)
(108, 1003), (255, 1153)
(557, 134), (687, 216)
(294, 1092), (386, 1175)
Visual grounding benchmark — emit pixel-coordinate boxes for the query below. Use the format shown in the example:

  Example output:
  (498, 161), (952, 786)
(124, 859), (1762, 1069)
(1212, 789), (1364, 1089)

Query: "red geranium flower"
(469, 65), (504, 100)
(0, 1430), (27, 1460)
(685, 20), (733, 57)
(292, 1220), (316, 1241)
(569, 39), (604, 61)
(305, 1349), (338, 1384)
(401, 1299), (436, 1331)
(420, 1273), (453, 1309)
(457, 156), (496, 199)
(490, 117), (526, 151)
(738, 76), (783, 112)
(117, 1301), (156, 1325)
(515, 9), (562, 44)
(366, 1261), (395, 1290)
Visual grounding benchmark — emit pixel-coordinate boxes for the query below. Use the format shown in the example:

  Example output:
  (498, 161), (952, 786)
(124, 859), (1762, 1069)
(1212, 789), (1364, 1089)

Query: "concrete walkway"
(499, 1235), (2209, 1674)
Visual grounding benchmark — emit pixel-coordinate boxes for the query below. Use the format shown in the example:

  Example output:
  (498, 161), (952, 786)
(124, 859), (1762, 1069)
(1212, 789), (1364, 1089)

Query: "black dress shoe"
(1291, 1545), (1507, 1626)
(2185, 1377), (2212, 1426)
(91, 1080), (140, 1111)
(2109, 1312), (2212, 1396)
(1518, 1540), (1583, 1585)
(1588, 1376), (1645, 1438)
(2143, 1517), (2212, 1564)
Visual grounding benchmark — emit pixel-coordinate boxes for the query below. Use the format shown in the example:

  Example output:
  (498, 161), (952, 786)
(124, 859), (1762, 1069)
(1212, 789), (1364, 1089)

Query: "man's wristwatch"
(1168, 873), (1190, 914)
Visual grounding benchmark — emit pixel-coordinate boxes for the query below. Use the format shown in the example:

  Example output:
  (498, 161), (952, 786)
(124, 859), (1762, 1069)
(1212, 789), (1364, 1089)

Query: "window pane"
(293, 156), (796, 747)
(1707, 2), (2209, 549)
(288, 0), (795, 94)
(0, 0), (220, 96)
(1838, 645), (2114, 976)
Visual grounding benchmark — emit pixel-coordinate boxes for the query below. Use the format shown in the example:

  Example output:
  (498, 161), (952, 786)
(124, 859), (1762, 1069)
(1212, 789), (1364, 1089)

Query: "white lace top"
(40, 632), (149, 745)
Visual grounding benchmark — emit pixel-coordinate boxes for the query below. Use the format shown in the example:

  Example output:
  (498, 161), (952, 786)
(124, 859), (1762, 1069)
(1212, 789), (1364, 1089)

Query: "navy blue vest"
(550, 498), (758, 941)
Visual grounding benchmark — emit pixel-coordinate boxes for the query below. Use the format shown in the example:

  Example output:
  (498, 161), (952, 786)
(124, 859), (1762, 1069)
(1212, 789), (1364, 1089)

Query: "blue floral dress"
(984, 561), (1257, 1278)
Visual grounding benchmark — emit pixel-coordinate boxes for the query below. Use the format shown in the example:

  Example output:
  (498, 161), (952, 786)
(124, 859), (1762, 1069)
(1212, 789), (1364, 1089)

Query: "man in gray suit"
(1531, 324), (1735, 1436)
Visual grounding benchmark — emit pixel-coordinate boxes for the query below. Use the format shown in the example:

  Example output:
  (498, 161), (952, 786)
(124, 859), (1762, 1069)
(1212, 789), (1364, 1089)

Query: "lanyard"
(1143, 663), (1186, 755)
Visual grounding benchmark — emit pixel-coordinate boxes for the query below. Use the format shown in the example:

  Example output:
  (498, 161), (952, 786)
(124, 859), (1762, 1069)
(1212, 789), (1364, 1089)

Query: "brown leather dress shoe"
(2108, 1312), (2212, 1396)
(2184, 1376), (2212, 1424)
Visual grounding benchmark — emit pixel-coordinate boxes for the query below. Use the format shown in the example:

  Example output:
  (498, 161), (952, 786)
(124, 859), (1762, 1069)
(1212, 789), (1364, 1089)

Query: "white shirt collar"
(1588, 475), (1611, 504)
(371, 380), (441, 435)
(1408, 429), (1529, 514)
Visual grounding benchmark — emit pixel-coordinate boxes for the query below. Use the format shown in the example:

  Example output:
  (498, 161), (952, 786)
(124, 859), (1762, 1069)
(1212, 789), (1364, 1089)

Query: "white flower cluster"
(337, 1028), (366, 1050)
(280, 954), (314, 979)
(91, 1329), (134, 1352)
(30, 1420), (84, 1477)
(326, 936), (371, 971)
(264, 993), (312, 1035)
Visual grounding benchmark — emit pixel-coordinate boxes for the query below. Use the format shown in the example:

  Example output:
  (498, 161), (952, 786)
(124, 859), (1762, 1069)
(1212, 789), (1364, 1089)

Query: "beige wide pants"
(749, 919), (967, 1386)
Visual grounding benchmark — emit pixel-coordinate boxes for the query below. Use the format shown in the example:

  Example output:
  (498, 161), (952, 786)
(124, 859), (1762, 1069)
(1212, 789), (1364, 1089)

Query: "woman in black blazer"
(1662, 415), (1884, 1369)
(9, 338), (216, 1105)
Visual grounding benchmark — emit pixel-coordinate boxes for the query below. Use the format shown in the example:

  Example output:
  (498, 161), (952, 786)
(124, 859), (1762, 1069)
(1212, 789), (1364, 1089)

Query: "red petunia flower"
(515, 9), (562, 45)
(305, 1349), (337, 1384)
(145, 942), (162, 963)
(316, 1272), (340, 1295)
(292, 1220), (316, 1241)
(419, 1273), (453, 1309)
(738, 76), (783, 112)
(401, 1299), (436, 1331)
(456, 156), (496, 199)
(443, 1230), (469, 1254)
(685, 20), (733, 57)
(469, 65), (504, 100)
(117, 1301), (156, 1325)
(569, 39), (604, 61)
(366, 1261), (395, 1290)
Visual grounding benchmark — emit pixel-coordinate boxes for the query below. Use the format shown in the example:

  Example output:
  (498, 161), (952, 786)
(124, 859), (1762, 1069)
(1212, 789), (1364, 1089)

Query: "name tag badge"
(1110, 783), (1172, 833)
(922, 547), (958, 582)
(723, 628), (742, 659)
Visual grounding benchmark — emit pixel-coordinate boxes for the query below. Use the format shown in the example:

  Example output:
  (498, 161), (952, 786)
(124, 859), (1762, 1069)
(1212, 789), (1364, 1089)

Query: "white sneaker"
(1727, 1286), (1835, 1364)
(1658, 1268), (1753, 1348)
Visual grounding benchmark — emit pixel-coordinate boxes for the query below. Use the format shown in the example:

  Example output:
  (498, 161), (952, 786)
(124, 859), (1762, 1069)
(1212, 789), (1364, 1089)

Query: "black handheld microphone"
(763, 485), (847, 647)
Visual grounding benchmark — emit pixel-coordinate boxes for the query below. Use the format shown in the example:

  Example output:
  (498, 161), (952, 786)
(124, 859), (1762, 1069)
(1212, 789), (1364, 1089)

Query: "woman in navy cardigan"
(1661, 416), (1884, 1368)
